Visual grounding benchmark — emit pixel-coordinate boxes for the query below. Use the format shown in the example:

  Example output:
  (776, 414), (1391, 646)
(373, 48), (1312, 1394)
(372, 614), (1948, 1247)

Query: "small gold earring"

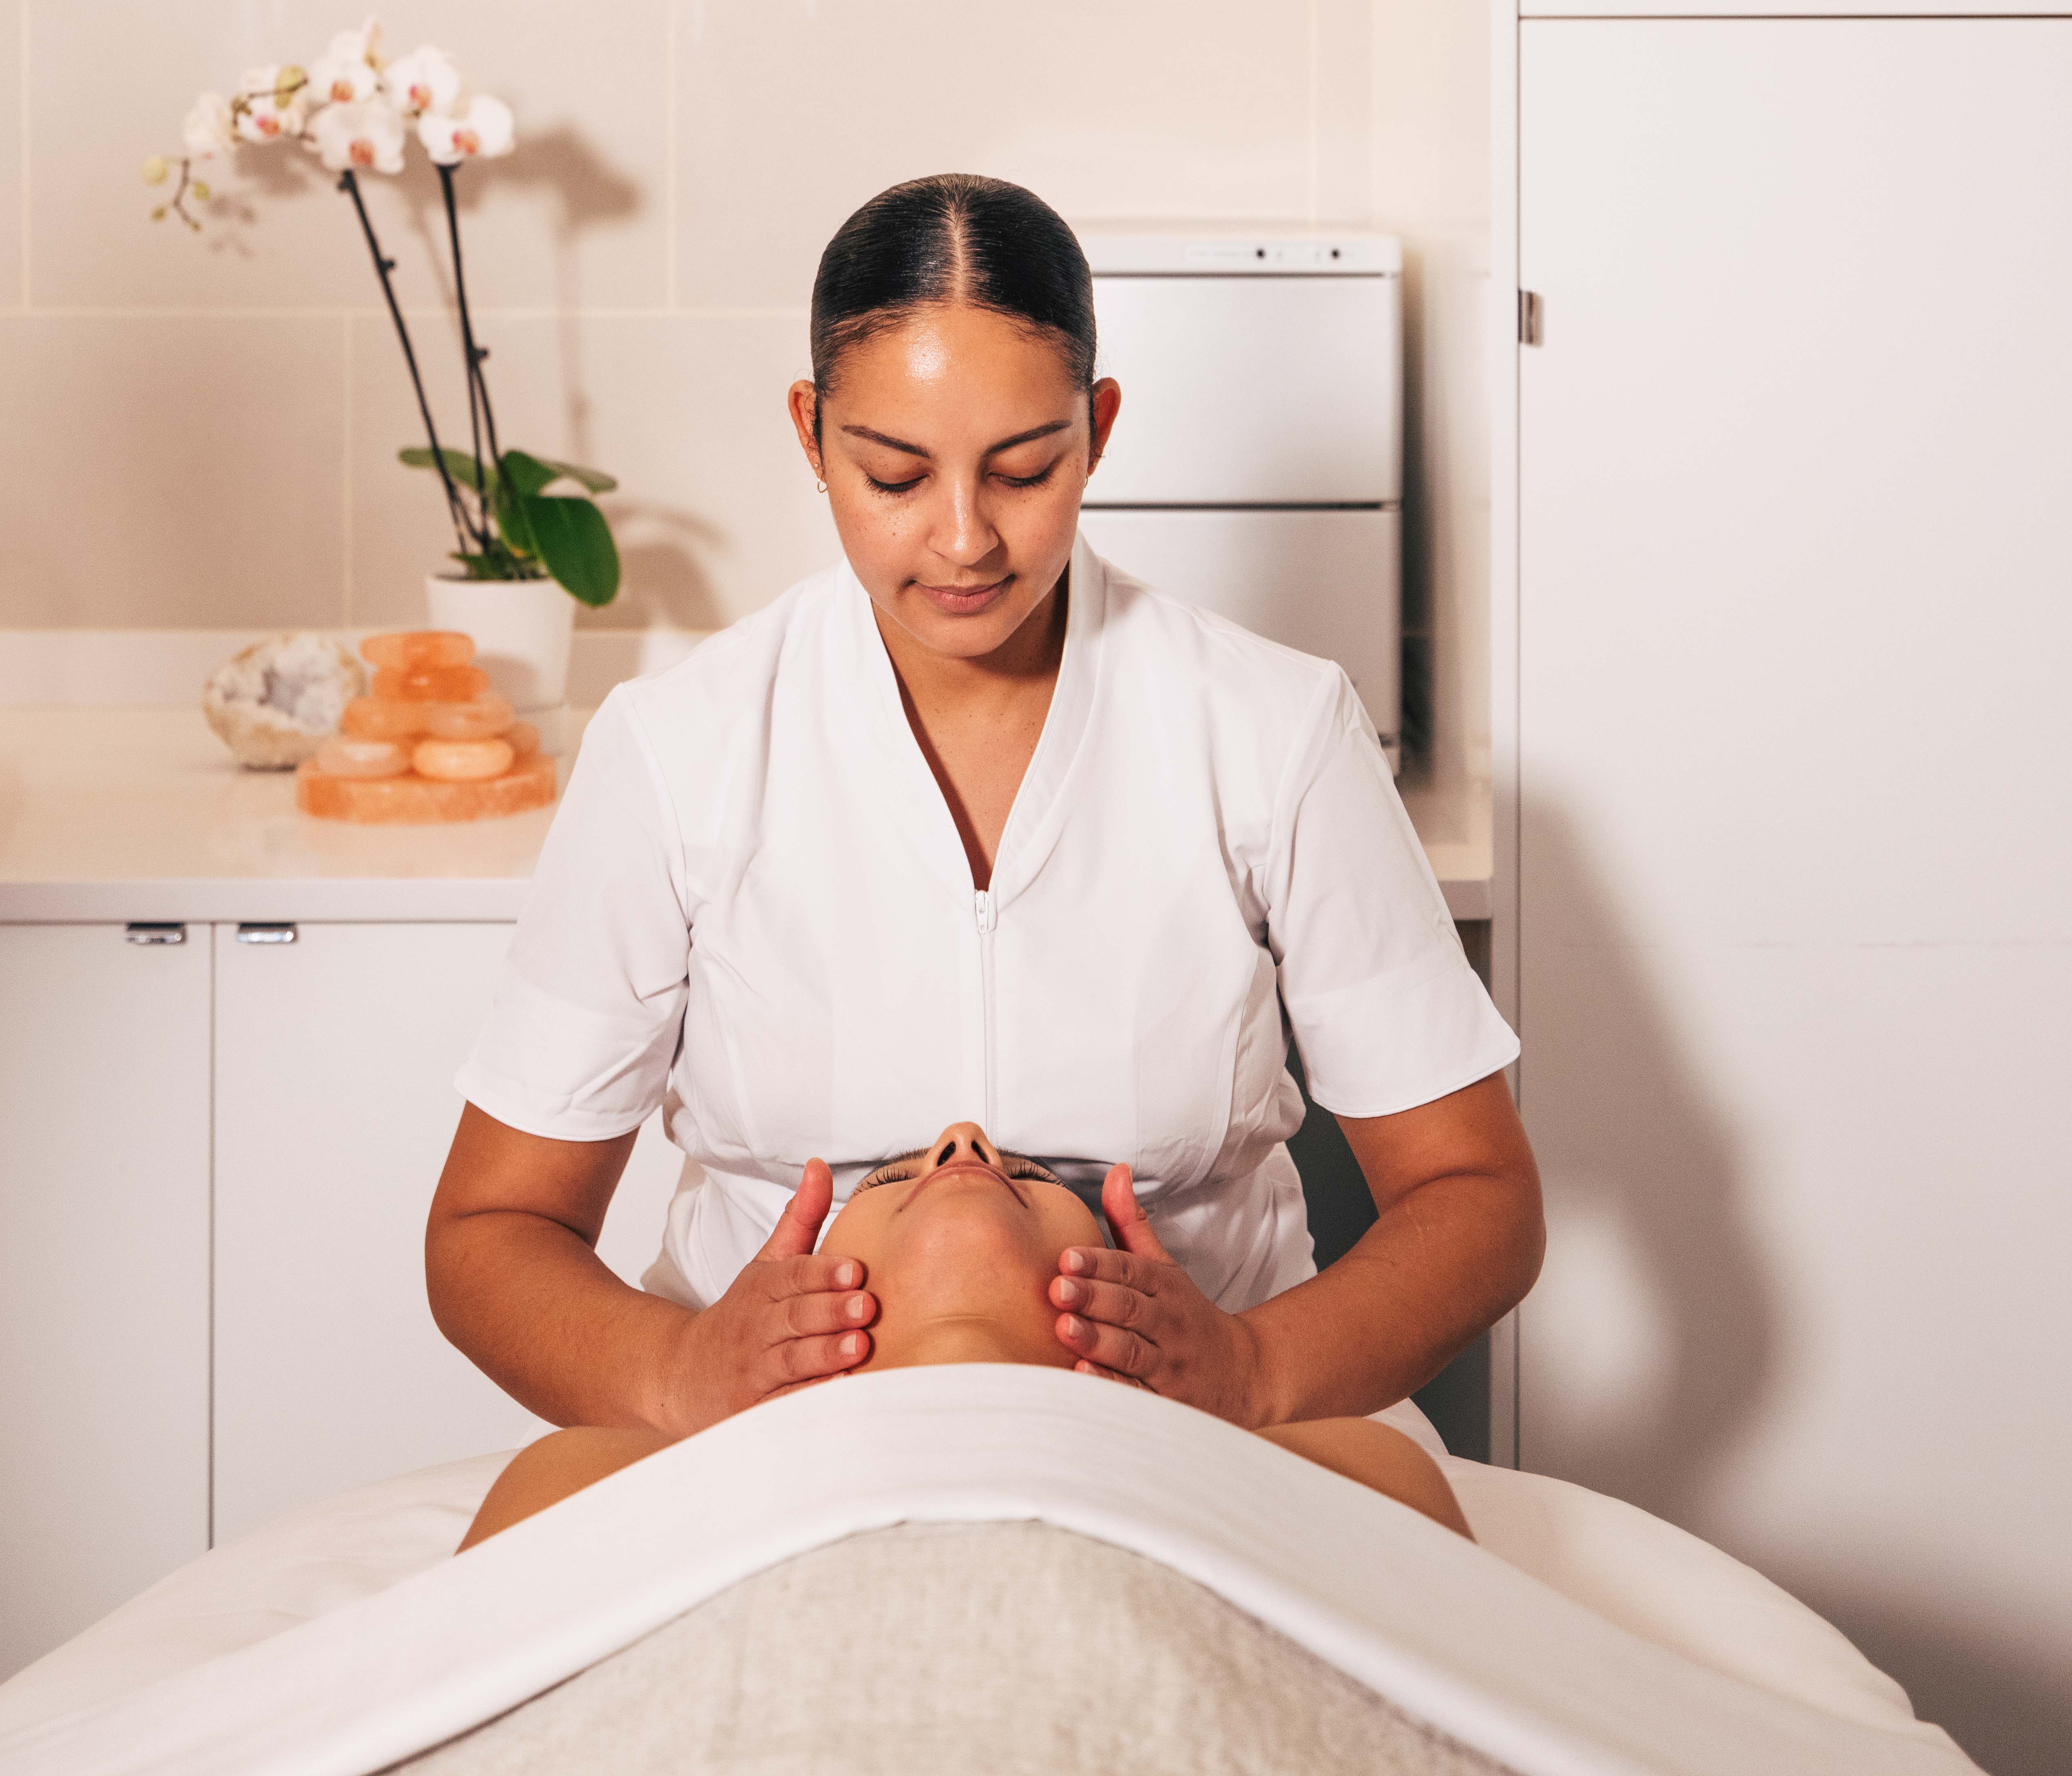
(815, 478), (827, 494)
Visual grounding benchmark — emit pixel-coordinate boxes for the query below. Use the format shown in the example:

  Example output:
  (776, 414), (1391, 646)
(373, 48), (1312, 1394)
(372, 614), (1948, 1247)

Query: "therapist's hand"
(667, 1159), (877, 1434)
(1049, 1164), (1269, 1428)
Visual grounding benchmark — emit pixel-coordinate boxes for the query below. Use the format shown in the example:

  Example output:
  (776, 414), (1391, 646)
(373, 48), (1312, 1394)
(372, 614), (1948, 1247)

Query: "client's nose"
(921, 1122), (1002, 1174)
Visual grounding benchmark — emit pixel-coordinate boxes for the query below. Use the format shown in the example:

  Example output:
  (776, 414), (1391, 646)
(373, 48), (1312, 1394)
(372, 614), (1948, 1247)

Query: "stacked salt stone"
(295, 631), (558, 823)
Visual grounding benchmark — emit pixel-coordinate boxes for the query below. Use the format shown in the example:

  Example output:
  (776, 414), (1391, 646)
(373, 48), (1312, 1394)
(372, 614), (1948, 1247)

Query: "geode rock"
(202, 633), (367, 770)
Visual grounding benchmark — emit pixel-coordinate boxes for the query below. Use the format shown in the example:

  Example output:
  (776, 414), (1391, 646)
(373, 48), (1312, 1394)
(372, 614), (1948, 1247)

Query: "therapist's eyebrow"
(839, 420), (1073, 460)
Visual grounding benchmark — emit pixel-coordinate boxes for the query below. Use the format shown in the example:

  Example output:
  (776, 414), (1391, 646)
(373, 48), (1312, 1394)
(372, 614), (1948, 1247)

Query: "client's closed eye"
(854, 1152), (1062, 1192)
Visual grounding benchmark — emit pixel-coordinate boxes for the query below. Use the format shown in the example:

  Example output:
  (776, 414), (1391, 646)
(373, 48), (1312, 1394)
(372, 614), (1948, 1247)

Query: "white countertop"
(0, 709), (564, 922)
(0, 708), (1492, 924)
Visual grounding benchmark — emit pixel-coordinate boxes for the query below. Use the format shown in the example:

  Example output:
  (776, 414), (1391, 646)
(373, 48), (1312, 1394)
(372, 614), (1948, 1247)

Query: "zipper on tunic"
(974, 888), (997, 1128)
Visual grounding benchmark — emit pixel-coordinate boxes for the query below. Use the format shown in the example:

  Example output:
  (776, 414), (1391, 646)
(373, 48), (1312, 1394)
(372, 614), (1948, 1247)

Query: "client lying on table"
(459, 1122), (1471, 1551)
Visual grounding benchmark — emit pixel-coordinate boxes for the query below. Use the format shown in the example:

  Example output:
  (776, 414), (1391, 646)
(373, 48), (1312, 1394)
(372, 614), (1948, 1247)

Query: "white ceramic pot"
(423, 574), (574, 747)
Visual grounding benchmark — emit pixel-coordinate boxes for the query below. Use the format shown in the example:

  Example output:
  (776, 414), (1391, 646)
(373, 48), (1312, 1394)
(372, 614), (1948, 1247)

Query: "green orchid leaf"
(519, 493), (620, 608)
(537, 457), (618, 495)
(400, 446), (497, 495)
(496, 449), (560, 500)
(492, 472), (538, 558)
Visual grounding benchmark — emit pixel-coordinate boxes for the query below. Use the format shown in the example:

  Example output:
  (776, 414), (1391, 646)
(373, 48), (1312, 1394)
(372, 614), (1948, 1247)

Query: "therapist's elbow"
(1486, 1151), (1547, 1319)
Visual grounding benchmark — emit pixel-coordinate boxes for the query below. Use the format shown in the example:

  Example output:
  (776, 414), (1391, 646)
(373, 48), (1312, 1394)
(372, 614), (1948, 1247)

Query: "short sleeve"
(1267, 671), (1518, 1118)
(454, 688), (692, 1141)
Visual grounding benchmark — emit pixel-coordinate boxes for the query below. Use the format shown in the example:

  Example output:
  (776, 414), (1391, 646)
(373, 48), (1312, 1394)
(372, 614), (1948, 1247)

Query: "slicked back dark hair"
(809, 174), (1097, 440)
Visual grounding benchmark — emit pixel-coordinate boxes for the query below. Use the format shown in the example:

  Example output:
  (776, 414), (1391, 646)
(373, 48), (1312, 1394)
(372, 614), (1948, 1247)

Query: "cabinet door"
(213, 922), (681, 1543)
(0, 924), (209, 1679)
(1517, 22), (2072, 1770)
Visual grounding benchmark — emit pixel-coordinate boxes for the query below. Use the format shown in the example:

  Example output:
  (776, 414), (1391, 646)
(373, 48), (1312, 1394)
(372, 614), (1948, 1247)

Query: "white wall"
(0, 1), (1492, 803)
(1508, 17), (2072, 1774)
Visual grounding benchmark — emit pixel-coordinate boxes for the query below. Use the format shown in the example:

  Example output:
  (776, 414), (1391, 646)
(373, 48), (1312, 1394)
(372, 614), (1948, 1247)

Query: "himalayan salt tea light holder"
(296, 631), (557, 824)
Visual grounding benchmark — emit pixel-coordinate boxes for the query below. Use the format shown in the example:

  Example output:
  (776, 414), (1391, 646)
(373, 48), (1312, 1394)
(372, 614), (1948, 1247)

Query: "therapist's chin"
(880, 576), (1049, 660)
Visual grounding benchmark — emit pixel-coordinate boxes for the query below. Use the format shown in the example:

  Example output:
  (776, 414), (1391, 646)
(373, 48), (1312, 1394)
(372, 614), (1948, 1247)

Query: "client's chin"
(843, 1197), (1075, 1376)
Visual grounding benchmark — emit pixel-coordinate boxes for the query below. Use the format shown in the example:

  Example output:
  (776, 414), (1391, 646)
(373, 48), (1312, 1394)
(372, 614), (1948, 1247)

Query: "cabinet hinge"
(1519, 289), (1544, 347)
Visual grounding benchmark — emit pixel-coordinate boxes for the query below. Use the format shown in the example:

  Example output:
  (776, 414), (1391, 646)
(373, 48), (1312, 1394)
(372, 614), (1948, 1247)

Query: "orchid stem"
(336, 167), (477, 554)
(438, 164), (504, 553)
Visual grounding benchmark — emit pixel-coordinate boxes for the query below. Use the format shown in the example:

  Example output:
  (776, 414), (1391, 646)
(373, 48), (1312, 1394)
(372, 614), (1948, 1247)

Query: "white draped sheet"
(0, 1367), (1976, 1776)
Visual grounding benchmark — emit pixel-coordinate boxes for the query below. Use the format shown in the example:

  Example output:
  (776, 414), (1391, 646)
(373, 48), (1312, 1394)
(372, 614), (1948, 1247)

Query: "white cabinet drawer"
(211, 921), (682, 1543)
(0, 924), (210, 1678)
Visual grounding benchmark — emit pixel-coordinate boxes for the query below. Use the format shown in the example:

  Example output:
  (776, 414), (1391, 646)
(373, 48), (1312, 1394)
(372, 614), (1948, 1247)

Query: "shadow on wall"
(1787, 1578), (2072, 1776)
(1518, 799), (2063, 1775)
(1516, 797), (1778, 1527)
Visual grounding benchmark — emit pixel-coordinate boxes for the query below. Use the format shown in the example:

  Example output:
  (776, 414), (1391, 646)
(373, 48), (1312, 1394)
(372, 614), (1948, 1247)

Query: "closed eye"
(863, 463), (1058, 497)
(854, 1151), (1062, 1192)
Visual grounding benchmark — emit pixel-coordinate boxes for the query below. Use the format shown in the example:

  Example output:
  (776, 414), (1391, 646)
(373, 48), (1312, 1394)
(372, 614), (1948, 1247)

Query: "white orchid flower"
(311, 98), (406, 175)
(382, 45), (461, 119)
(418, 93), (514, 165)
(310, 17), (385, 107)
(182, 91), (233, 158)
(233, 65), (311, 142)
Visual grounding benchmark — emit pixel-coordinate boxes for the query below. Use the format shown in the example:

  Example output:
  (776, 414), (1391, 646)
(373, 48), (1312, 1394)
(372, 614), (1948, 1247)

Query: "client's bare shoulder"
(458, 1427), (675, 1553)
(1255, 1418), (1474, 1540)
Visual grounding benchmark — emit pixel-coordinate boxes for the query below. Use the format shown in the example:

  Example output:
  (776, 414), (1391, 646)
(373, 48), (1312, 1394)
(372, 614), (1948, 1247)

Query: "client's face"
(823, 1122), (1101, 1373)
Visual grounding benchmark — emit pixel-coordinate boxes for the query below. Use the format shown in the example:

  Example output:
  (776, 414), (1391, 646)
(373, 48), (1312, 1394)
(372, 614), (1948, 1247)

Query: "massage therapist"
(426, 175), (1543, 1439)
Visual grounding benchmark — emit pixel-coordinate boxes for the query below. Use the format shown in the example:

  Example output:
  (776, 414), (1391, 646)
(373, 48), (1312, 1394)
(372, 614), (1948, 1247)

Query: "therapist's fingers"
(763, 1280), (878, 1339)
(1049, 1271), (1149, 1328)
(1073, 1359), (1150, 1389)
(1098, 1162), (1172, 1263)
(761, 1328), (871, 1394)
(1056, 1312), (1154, 1380)
(762, 1250), (870, 1302)
(759, 1158), (836, 1261)
(1057, 1244), (1162, 1295)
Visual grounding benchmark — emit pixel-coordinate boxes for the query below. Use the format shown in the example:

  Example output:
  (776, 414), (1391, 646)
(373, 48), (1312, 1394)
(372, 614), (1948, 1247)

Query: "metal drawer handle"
(125, 923), (187, 946)
(235, 923), (298, 945)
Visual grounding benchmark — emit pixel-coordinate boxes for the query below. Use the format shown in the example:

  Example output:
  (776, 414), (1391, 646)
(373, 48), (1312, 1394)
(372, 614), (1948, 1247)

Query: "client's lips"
(905, 1159), (1027, 1209)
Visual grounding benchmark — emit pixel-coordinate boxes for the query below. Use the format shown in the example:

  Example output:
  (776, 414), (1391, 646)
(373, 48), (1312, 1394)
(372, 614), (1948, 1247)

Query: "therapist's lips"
(912, 574), (1013, 618)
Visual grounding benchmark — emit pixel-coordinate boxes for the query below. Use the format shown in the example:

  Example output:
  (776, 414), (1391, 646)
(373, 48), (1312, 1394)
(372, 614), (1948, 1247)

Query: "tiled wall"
(0, 0), (1490, 755)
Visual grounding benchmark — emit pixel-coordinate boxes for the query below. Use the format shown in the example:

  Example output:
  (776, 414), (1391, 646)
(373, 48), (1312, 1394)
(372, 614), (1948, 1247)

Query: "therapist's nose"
(927, 477), (1003, 573)
(921, 1122), (1003, 1174)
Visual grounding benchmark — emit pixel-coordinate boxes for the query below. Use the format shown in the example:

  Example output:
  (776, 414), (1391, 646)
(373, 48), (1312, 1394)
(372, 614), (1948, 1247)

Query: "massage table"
(0, 1367), (1978, 1774)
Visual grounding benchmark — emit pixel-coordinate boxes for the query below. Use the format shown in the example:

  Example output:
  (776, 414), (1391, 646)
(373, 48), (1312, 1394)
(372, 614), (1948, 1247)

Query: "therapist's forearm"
(426, 1107), (708, 1436)
(1237, 1073), (1545, 1426)
(427, 1204), (702, 1435)
(1239, 1170), (1541, 1425)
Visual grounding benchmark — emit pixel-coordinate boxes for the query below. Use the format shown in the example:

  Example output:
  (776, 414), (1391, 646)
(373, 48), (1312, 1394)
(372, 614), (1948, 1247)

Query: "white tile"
(29, 2), (669, 312)
(1312, 0), (1375, 222)
(349, 310), (837, 630)
(0, 0), (21, 307)
(674, 0), (1316, 309)
(1369, 0), (1490, 230)
(0, 314), (345, 627)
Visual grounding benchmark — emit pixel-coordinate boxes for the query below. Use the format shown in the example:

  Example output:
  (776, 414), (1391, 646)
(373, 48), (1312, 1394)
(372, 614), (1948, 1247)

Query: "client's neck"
(865, 1311), (1076, 1375)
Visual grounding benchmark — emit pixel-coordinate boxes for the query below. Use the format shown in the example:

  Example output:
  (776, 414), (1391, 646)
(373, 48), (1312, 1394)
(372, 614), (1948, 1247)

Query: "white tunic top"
(457, 534), (1518, 1314)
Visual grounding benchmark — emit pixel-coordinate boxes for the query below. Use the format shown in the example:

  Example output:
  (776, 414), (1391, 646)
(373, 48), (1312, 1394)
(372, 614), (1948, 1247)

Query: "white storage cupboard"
(0, 919), (682, 1678)
(0, 925), (211, 1680)
(1503, 13), (2072, 1771)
